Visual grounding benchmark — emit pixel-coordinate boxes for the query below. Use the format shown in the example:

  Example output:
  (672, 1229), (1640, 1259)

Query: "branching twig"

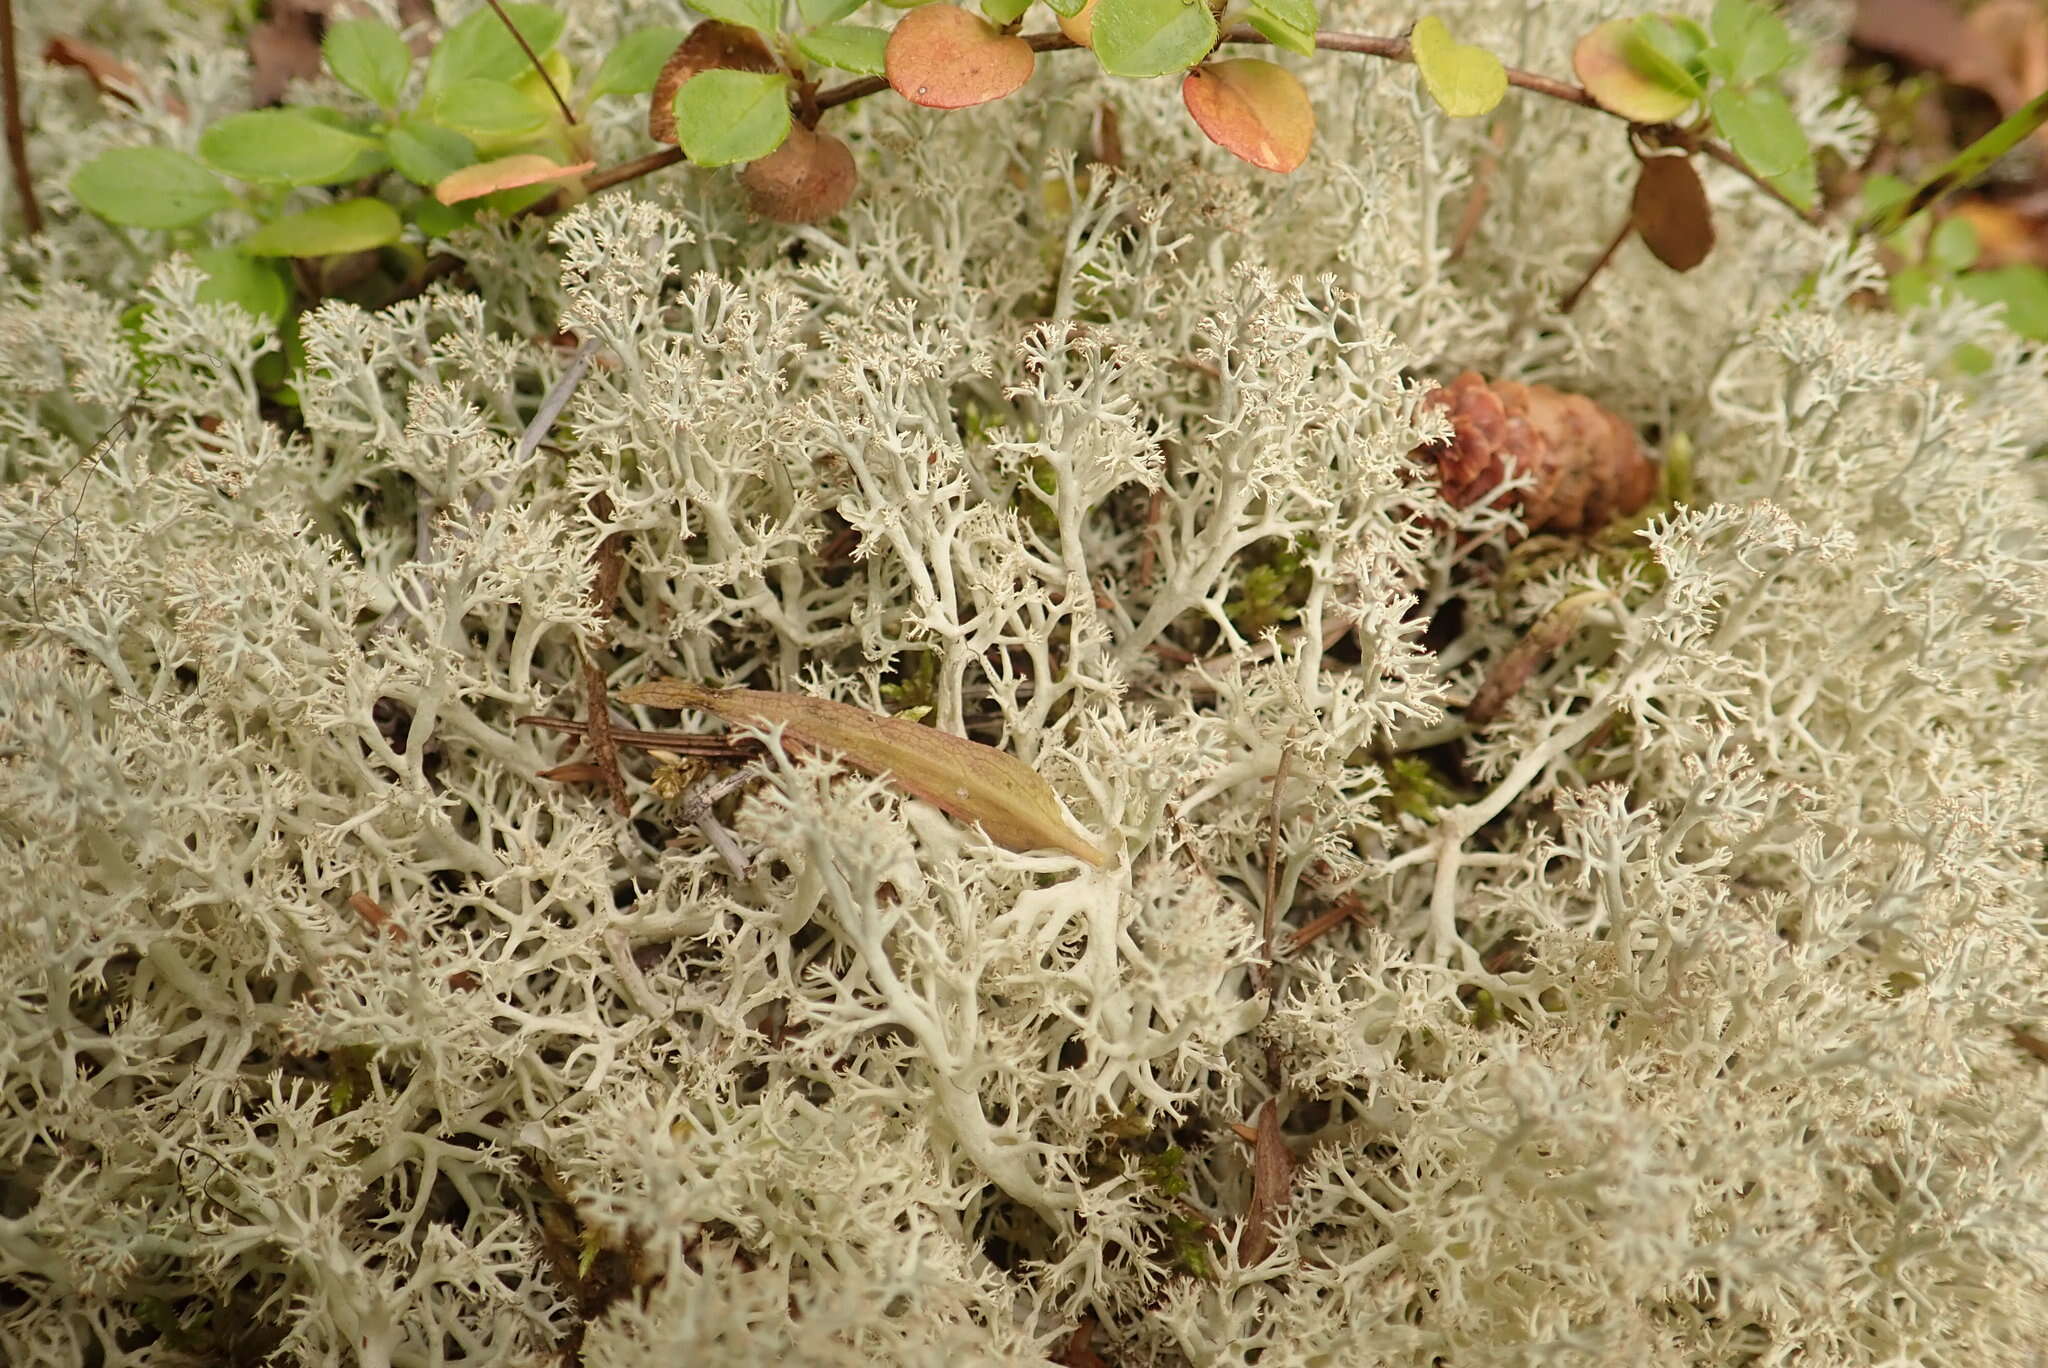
(399, 25), (1823, 306)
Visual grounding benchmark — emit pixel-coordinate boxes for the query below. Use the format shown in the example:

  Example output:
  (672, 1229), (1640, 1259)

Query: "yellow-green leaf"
(1411, 15), (1506, 119)
(619, 679), (1111, 866)
(240, 198), (402, 257)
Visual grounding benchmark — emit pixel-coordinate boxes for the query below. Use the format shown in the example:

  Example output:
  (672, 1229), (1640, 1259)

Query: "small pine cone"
(1417, 372), (1657, 536)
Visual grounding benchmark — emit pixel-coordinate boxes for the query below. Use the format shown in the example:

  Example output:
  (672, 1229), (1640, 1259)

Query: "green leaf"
(584, 26), (688, 100)
(1927, 216), (1978, 274)
(323, 17), (412, 108)
(1625, 16), (1705, 101)
(484, 181), (564, 216)
(192, 248), (292, 323)
(386, 118), (478, 186)
(689, 0), (781, 37)
(1091, 0), (1217, 79)
(795, 23), (890, 75)
(425, 77), (550, 139)
(1707, 85), (1814, 209)
(70, 147), (234, 228)
(799, 0), (864, 24)
(1860, 172), (1911, 221)
(408, 195), (476, 239)
(1859, 88), (2048, 238)
(1411, 15), (1506, 119)
(241, 198), (403, 256)
(200, 110), (382, 186)
(671, 68), (792, 166)
(1709, 0), (1799, 83)
(1888, 263), (1934, 313)
(982, 0), (1033, 24)
(1247, 14), (1314, 55)
(1955, 265), (2048, 340)
(425, 3), (565, 93)
(1251, 0), (1316, 43)
(299, 107), (393, 180)
(1042, 0), (1086, 16)
(1948, 342), (1993, 375)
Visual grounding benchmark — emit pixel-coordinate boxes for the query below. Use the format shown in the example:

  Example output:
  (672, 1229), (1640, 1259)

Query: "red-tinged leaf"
(1630, 153), (1715, 271)
(648, 21), (777, 143)
(1181, 59), (1314, 173)
(885, 5), (1035, 110)
(740, 123), (859, 222)
(435, 153), (595, 204)
(618, 679), (1110, 865)
(1573, 18), (1695, 123)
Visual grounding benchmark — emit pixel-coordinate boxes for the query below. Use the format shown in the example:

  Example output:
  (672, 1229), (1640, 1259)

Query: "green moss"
(1225, 534), (1316, 636)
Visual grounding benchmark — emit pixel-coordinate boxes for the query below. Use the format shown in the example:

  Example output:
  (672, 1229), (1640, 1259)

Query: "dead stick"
(582, 506), (632, 815)
(518, 714), (762, 758)
(1, 0), (40, 235)
(1560, 215), (1635, 314)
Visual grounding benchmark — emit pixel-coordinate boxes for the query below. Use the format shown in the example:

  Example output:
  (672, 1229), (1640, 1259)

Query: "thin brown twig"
(386, 24), (1818, 309)
(1288, 893), (1371, 952)
(483, 0), (576, 126)
(1559, 215), (1635, 313)
(1134, 486), (1165, 588)
(1643, 120), (1822, 225)
(582, 514), (632, 815)
(1257, 742), (1295, 992)
(1448, 120), (1510, 263)
(518, 714), (763, 758)
(1, 0), (41, 235)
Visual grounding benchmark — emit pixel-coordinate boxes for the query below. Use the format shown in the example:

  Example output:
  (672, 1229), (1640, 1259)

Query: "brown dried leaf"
(1950, 199), (2048, 268)
(1055, 1319), (1110, 1368)
(1630, 153), (1715, 271)
(247, 0), (328, 106)
(1236, 1098), (1296, 1267)
(649, 22), (777, 144)
(1851, 0), (1980, 73)
(1417, 372), (1657, 537)
(1955, 0), (2048, 128)
(740, 123), (859, 222)
(436, 154), (595, 205)
(45, 35), (186, 115)
(618, 679), (1110, 866)
(1181, 59), (1314, 174)
(885, 5), (1035, 111)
